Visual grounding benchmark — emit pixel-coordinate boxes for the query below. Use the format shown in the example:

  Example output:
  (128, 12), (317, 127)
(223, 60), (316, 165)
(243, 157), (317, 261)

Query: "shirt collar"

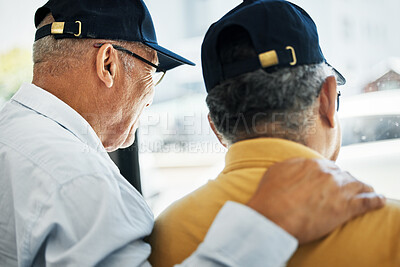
(224, 138), (323, 173)
(11, 83), (106, 153)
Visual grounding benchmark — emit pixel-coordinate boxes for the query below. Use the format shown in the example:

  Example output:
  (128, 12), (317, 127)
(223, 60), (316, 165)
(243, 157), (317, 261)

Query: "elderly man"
(0, 0), (386, 266)
(148, 1), (400, 266)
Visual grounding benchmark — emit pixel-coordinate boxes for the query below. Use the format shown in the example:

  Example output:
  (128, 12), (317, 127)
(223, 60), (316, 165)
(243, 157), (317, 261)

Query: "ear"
(318, 76), (337, 128)
(208, 113), (228, 148)
(96, 44), (119, 88)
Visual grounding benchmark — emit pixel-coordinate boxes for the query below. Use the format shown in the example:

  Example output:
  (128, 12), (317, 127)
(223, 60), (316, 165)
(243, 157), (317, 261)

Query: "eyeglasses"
(337, 91), (341, 112)
(93, 43), (166, 86)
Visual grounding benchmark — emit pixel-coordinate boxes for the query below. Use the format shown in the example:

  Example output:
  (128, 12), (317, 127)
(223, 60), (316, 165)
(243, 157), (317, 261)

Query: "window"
(341, 115), (400, 146)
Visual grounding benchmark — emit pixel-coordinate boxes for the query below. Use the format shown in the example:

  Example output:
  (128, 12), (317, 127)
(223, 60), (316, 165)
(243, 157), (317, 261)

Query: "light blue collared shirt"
(0, 83), (297, 267)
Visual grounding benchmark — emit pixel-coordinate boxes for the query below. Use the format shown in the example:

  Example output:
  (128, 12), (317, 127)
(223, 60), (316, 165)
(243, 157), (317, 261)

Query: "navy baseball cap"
(202, 0), (346, 92)
(34, 0), (195, 71)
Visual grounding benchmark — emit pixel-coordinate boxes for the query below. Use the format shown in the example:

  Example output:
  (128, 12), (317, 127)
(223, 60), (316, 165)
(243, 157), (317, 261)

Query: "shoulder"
(290, 200), (400, 266)
(328, 199), (400, 245)
(356, 199), (400, 229)
(0, 100), (117, 183)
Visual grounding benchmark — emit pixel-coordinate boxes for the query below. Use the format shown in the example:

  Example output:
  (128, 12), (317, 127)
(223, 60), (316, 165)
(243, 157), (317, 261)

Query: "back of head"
(206, 25), (331, 144)
(202, 0), (345, 145)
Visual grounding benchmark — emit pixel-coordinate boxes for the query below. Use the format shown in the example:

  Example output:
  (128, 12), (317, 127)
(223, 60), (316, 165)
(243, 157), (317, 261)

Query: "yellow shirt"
(148, 138), (400, 267)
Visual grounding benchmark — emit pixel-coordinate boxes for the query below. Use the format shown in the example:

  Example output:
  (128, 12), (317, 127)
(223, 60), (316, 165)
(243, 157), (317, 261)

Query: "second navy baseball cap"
(201, 0), (346, 92)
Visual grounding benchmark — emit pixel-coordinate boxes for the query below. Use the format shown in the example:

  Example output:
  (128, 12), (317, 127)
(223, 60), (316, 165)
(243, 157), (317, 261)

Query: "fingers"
(349, 192), (386, 219)
(356, 181), (375, 194)
(325, 166), (384, 218)
(323, 163), (375, 194)
(320, 164), (386, 222)
(340, 175), (375, 194)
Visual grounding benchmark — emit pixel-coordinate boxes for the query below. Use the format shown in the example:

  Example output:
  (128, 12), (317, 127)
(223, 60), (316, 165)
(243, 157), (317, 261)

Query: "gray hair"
(33, 14), (154, 75)
(206, 63), (334, 144)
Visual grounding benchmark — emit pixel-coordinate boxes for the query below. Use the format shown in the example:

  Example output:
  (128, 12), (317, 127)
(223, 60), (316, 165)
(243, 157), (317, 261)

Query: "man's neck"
(32, 72), (112, 148)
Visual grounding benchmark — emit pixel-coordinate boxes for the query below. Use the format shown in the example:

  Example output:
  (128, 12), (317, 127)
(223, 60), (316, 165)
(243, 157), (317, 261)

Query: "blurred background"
(1, 0), (400, 216)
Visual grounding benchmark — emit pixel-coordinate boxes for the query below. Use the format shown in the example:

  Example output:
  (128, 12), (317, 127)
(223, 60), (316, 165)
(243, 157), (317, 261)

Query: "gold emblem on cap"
(286, 46), (297, 66)
(258, 50), (279, 68)
(51, 22), (65, 35)
(74, 21), (82, 37)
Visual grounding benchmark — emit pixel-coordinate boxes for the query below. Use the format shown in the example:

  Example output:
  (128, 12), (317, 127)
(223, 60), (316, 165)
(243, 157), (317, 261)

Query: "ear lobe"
(96, 44), (118, 88)
(318, 76), (337, 128)
(208, 113), (228, 148)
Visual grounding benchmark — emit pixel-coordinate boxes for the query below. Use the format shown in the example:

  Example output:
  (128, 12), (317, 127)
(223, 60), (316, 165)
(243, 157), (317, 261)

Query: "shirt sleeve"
(20, 174), (154, 267)
(175, 201), (298, 267)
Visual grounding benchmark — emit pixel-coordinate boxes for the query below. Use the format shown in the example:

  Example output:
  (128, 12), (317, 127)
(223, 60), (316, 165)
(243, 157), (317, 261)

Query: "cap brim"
(143, 41), (195, 71)
(326, 61), (346, 86)
(333, 67), (346, 86)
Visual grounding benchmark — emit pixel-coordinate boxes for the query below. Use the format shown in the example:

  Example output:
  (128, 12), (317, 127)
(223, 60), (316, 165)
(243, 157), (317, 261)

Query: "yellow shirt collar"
(224, 138), (324, 173)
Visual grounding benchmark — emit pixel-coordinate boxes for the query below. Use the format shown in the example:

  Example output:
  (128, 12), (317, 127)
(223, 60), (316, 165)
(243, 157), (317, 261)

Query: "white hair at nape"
(33, 14), (91, 72)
